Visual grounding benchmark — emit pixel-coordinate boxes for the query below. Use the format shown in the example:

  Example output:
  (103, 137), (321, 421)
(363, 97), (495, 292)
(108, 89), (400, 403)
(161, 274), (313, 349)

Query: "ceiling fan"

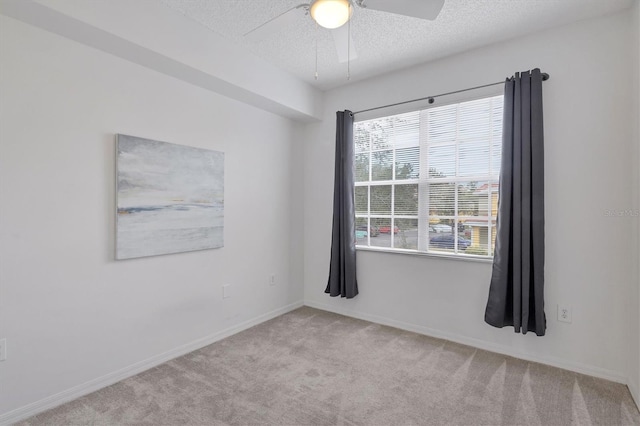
(244, 0), (445, 74)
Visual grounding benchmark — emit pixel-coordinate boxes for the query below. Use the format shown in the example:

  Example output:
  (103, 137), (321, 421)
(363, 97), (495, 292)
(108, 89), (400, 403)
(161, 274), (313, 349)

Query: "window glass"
(354, 95), (503, 258)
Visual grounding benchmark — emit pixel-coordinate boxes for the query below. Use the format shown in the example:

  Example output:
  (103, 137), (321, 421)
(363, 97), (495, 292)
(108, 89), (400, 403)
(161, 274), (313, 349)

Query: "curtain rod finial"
(542, 73), (550, 81)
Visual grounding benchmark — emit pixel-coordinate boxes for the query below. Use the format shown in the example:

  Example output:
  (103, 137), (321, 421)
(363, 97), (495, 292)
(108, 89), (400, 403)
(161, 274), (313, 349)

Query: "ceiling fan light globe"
(310, 0), (352, 29)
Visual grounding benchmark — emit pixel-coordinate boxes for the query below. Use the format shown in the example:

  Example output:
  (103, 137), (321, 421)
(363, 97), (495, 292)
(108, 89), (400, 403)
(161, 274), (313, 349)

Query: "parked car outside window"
(355, 229), (368, 239)
(429, 234), (472, 250)
(357, 225), (379, 237)
(378, 225), (399, 234)
(431, 224), (452, 233)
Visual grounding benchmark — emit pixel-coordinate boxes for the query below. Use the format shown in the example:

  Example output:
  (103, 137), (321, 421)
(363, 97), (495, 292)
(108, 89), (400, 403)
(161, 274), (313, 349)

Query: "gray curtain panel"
(326, 110), (359, 298)
(485, 69), (546, 336)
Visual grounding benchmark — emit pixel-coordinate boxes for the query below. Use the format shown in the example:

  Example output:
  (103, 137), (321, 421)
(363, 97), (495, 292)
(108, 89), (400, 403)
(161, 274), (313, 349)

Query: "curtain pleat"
(326, 111), (358, 298)
(485, 69), (545, 336)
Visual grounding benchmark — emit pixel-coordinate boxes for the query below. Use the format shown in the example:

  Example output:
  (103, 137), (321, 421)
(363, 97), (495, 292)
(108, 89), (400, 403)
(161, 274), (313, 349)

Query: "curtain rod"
(352, 72), (550, 116)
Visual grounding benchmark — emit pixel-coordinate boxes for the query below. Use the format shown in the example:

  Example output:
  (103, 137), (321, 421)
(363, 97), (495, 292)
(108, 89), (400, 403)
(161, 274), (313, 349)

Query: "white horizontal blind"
(354, 95), (503, 258)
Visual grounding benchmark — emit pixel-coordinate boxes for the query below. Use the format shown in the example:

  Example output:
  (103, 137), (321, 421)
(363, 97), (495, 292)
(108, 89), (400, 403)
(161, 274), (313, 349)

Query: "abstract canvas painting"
(116, 134), (224, 259)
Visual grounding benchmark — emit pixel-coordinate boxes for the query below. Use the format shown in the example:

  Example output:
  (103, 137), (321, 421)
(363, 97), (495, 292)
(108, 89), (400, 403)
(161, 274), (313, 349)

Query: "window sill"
(355, 245), (494, 264)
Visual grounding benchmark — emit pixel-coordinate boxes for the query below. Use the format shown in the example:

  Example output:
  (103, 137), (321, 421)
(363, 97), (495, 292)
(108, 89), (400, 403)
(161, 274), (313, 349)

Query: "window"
(354, 95), (503, 258)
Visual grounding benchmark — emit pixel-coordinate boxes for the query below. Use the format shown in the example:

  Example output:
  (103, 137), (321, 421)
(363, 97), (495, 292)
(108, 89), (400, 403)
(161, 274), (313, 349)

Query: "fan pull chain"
(315, 21), (319, 80)
(347, 16), (351, 80)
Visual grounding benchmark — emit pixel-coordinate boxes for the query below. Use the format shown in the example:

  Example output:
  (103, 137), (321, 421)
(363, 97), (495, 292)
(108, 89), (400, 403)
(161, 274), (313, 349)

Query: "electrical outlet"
(557, 305), (572, 323)
(0, 338), (6, 361)
(223, 284), (231, 299)
(269, 274), (276, 286)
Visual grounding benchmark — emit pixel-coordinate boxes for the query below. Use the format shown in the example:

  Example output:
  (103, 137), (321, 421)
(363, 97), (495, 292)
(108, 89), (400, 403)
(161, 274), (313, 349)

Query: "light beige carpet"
(18, 307), (640, 425)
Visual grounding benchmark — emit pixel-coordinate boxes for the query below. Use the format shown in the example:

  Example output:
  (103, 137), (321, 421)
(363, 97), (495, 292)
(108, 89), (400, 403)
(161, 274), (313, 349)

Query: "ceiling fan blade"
(362, 0), (444, 20)
(244, 5), (307, 42)
(331, 24), (358, 63)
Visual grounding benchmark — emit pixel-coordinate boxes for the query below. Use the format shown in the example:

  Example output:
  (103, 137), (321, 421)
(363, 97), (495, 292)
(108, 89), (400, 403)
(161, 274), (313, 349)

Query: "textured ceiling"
(160, 0), (632, 90)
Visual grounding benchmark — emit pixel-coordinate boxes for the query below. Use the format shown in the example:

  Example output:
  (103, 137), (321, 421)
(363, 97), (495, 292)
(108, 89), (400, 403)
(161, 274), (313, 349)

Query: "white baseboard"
(0, 300), (304, 426)
(304, 300), (627, 385)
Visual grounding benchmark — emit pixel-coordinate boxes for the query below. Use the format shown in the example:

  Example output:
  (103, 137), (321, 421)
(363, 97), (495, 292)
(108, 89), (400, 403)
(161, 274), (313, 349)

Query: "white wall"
(289, 123), (307, 306)
(631, 0), (640, 407)
(303, 10), (637, 384)
(0, 15), (303, 419)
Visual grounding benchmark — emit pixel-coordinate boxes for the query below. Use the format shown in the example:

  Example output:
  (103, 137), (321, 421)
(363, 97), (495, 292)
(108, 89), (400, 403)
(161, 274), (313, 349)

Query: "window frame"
(353, 91), (503, 261)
